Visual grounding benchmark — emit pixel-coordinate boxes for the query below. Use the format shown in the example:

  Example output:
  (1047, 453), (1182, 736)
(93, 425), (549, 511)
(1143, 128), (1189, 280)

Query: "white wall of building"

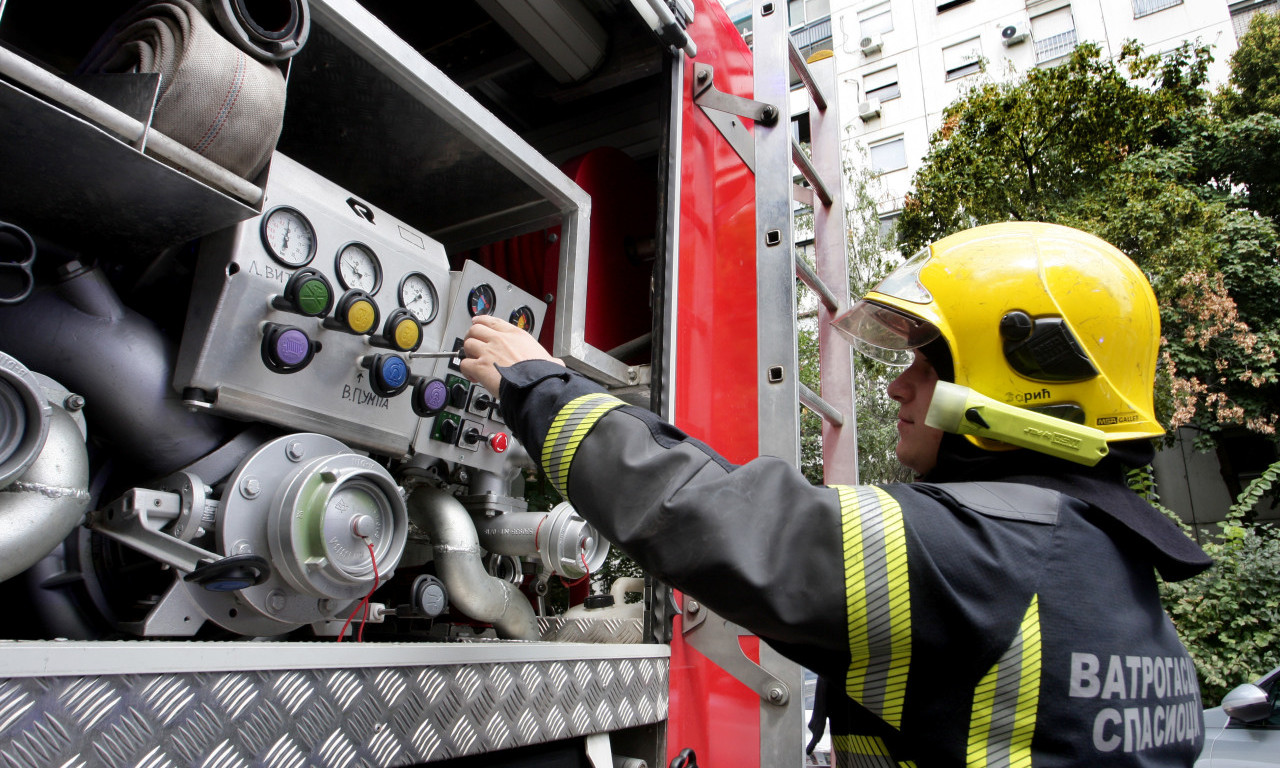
(808, 0), (1239, 220)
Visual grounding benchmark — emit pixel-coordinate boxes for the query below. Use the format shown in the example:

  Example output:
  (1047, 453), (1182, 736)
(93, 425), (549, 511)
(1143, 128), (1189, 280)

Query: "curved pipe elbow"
(407, 485), (539, 640)
(0, 406), (91, 582)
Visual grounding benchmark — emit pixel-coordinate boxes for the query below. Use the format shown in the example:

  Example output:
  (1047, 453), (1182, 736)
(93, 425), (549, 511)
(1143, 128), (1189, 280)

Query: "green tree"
(897, 34), (1280, 446)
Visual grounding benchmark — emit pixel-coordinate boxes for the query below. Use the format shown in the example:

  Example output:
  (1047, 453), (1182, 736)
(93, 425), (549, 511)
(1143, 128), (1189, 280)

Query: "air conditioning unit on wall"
(858, 97), (882, 121)
(860, 33), (883, 56)
(1001, 20), (1030, 46)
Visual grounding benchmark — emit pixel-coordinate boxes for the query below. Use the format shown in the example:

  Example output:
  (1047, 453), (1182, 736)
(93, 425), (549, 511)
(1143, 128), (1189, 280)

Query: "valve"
(372, 308), (423, 352)
(272, 267), (333, 317)
(325, 290), (380, 335)
(360, 353), (411, 398)
(411, 377), (448, 417)
(261, 323), (320, 373)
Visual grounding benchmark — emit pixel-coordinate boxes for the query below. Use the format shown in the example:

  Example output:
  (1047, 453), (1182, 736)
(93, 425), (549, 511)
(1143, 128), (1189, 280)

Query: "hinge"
(682, 598), (791, 706)
(692, 63), (780, 173)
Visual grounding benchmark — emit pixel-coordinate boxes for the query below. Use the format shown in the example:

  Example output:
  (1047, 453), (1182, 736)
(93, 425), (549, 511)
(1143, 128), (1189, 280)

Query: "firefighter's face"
(887, 353), (944, 475)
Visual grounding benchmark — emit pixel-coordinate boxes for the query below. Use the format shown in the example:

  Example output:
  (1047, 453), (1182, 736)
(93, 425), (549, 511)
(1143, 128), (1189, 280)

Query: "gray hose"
(407, 485), (539, 640)
(0, 404), (91, 582)
(0, 263), (231, 476)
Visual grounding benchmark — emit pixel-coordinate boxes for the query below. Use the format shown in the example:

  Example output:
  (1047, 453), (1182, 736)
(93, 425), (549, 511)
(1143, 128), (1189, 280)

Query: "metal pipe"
(406, 485), (539, 640)
(0, 400), (90, 582)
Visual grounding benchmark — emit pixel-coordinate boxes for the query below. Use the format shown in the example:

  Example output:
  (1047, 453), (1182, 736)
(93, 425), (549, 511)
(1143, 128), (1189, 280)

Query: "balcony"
(1035, 28), (1078, 63)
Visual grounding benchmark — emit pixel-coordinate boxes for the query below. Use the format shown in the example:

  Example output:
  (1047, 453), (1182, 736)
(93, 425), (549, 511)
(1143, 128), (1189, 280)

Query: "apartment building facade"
(727, 0), (1271, 230)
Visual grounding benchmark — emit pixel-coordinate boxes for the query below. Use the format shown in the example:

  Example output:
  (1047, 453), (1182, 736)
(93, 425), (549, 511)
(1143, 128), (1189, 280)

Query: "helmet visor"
(832, 300), (941, 367)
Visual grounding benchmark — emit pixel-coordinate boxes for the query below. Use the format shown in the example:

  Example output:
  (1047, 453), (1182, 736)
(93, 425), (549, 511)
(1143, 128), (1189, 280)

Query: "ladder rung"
(795, 258), (841, 314)
(793, 184), (814, 206)
(788, 38), (828, 111)
(792, 139), (833, 207)
(799, 381), (845, 427)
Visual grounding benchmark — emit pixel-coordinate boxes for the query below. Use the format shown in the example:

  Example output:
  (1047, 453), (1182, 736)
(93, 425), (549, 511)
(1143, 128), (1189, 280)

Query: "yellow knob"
(394, 317), (421, 351)
(347, 299), (377, 334)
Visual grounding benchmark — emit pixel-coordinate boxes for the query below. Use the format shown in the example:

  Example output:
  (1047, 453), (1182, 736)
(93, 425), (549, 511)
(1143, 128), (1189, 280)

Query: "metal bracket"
(692, 63), (780, 174)
(681, 598), (791, 706)
(89, 487), (220, 573)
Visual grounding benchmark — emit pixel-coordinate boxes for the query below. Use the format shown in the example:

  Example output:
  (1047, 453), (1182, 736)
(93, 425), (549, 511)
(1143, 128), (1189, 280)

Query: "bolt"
(627, 367), (639, 384)
(547, 233), (559, 244)
(240, 476), (261, 499)
(63, 394), (85, 412)
(267, 590), (287, 614)
(153, 497), (162, 507)
(687, 599), (700, 614)
(696, 68), (709, 82)
(767, 686), (786, 704)
(544, 293), (555, 304)
(762, 105), (778, 123)
(286, 441), (306, 461)
(351, 514), (375, 538)
(233, 540), (253, 555)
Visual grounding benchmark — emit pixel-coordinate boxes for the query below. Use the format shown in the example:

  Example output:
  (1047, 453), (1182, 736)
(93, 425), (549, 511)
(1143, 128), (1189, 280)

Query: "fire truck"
(0, 0), (856, 764)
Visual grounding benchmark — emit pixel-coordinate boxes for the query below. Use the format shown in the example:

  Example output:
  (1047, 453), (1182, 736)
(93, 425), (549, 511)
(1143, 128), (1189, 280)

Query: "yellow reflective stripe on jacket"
(967, 594), (1042, 767)
(543, 393), (626, 498)
(835, 485), (911, 729)
(833, 734), (896, 767)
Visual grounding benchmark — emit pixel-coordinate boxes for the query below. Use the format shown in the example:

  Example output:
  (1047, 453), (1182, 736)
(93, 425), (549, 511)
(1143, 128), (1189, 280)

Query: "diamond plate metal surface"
(0, 652), (668, 766)
(538, 618), (644, 644)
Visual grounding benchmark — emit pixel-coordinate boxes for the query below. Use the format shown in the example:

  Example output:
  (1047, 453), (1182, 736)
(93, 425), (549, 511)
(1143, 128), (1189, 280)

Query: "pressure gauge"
(509, 306), (535, 333)
(336, 242), (382, 294)
(260, 207), (316, 268)
(467, 283), (497, 317)
(398, 272), (438, 324)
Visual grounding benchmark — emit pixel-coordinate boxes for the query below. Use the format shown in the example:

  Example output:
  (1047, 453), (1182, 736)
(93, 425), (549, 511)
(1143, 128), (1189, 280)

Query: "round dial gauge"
(468, 283), (497, 317)
(336, 242), (382, 294)
(260, 207), (316, 268)
(398, 272), (438, 324)
(509, 306), (535, 334)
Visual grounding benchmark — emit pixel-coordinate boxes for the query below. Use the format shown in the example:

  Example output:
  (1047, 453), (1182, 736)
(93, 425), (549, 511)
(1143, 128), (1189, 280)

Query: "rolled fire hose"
(80, 0), (297, 179)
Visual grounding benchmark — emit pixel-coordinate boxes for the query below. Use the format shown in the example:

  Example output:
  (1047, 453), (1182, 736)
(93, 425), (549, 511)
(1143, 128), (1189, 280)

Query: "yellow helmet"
(833, 222), (1163, 444)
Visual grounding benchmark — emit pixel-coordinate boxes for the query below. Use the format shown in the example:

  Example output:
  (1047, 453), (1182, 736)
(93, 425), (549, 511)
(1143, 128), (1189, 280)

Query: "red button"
(488, 432), (509, 453)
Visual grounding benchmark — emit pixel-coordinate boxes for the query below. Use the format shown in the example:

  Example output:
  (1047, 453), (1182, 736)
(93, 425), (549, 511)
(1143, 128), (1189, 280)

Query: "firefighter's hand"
(461, 314), (563, 394)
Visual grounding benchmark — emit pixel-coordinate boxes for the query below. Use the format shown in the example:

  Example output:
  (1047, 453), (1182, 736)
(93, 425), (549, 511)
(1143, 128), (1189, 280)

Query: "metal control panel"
(175, 152), (453, 457)
(413, 260), (546, 474)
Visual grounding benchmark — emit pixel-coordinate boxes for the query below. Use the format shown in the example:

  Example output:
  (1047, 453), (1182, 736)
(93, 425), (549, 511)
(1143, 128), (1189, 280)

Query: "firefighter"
(461, 222), (1211, 766)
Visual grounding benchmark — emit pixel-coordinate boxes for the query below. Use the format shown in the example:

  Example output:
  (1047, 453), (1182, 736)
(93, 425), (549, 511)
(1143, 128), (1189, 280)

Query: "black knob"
(999, 311), (1034, 341)
(449, 383), (470, 409)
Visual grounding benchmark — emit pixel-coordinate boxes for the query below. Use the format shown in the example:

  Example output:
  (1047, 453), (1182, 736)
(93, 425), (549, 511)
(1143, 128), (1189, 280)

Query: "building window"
(725, 0), (753, 43)
(1231, 0), (1280, 39)
(869, 136), (907, 174)
(942, 38), (983, 81)
(937, 0), (974, 12)
(790, 0), (831, 27)
(878, 210), (902, 244)
(864, 65), (901, 102)
(858, 2), (894, 37)
(1133, 0), (1184, 18)
(1032, 7), (1078, 63)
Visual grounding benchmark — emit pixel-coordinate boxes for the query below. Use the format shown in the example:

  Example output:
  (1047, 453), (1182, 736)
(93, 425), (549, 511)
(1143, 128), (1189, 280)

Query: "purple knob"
(274, 329), (311, 367)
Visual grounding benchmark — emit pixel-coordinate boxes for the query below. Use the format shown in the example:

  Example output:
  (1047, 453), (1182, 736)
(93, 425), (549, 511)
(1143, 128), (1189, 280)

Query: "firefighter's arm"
(471, 353), (853, 677)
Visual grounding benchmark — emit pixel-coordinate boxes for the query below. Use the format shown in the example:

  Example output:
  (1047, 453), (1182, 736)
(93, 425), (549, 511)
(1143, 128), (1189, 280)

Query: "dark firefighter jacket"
(496, 361), (1213, 767)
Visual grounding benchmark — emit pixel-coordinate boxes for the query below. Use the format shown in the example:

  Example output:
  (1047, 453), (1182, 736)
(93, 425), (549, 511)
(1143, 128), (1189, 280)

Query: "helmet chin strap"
(925, 381), (1110, 466)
